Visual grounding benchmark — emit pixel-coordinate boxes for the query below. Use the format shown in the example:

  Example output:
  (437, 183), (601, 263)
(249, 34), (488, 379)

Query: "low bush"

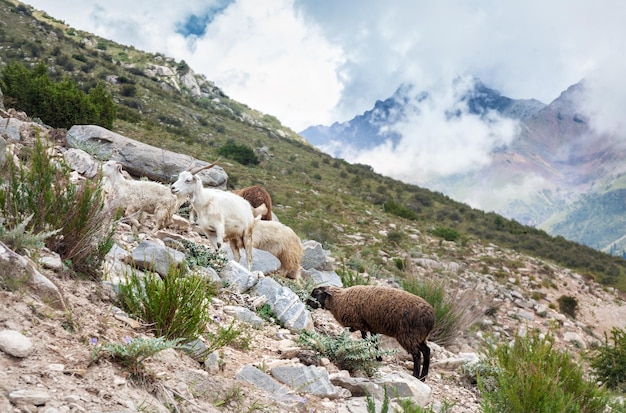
(298, 329), (396, 377)
(117, 266), (217, 342)
(590, 327), (626, 392)
(477, 330), (619, 413)
(0, 135), (113, 279)
(217, 141), (260, 165)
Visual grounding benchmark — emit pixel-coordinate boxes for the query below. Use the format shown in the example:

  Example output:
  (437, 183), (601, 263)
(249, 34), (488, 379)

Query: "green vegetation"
(476, 331), (621, 413)
(402, 276), (482, 347)
(590, 327), (626, 392)
(557, 295), (579, 319)
(0, 62), (116, 129)
(117, 266), (217, 342)
(91, 336), (184, 376)
(217, 141), (260, 165)
(298, 329), (396, 377)
(0, 135), (113, 279)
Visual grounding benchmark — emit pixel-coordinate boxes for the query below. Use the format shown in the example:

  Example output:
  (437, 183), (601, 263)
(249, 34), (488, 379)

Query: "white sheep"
(252, 217), (303, 279)
(170, 162), (256, 269)
(102, 160), (177, 234)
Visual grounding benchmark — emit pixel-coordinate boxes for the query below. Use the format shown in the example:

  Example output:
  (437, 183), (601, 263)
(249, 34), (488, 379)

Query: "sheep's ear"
(115, 163), (123, 173)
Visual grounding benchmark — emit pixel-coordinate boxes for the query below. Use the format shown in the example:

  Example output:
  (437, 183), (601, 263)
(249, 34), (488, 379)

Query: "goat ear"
(115, 163), (122, 173)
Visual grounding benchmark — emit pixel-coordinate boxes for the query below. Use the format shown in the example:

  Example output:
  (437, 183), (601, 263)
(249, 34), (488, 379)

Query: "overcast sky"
(22, 1), (626, 210)
(23, 0), (626, 132)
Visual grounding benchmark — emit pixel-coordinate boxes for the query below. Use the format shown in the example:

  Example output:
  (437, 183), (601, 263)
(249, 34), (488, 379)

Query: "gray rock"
(8, 389), (50, 406)
(303, 268), (343, 287)
(225, 248), (281, 274)
(223, 305), (265, 328)
(252, 277), (313, 331)
(131, 240), (186, 276)
(0, 330), (34, 358)
(0, 242), (66, 310)
(372, 371), (431, 406)
(270, 364), (346, 399)
(236, 364), (301, 403)
(63, 147), (100, 178)
(66, 124), (228, 188)
(220, 261), (260, 293)
(301, 240), (333, 271)
(330, 373), (384, 399)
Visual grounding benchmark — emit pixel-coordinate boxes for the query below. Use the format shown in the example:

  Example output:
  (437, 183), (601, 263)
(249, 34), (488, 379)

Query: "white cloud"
(24, 1), (626, 135)
(344, 78), (520, 186)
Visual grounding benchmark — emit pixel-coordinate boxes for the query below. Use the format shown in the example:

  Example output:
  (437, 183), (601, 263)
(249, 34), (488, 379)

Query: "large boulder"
(66, 125), (227, 188)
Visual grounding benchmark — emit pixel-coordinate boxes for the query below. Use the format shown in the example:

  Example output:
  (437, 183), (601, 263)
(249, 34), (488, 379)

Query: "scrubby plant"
(477, 330), (617, 413)
(557, 295), (579, 319)
(402, 277), (483, 347)
(383, 200), (418, 221)
(179, 238), (228, 271)
(429, 226), (460, 242)
(117, 266), (217, 342)
(336, 264), (370, 287)
(298, 329), (396, 377)
(0, 135), (113, 279)
(217, 141), (260, 165)
(0, 214), (59, 254)
(91, 336), (184, 376)
(590, 327), (626, 392)
(202, 319), (254, 355)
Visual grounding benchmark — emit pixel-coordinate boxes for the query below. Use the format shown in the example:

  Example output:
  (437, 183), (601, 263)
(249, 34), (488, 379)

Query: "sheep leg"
(417, 342), (431, 381)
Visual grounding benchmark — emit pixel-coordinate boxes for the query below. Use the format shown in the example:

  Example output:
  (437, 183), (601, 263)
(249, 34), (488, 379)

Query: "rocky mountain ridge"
(300, 80), (626, 256)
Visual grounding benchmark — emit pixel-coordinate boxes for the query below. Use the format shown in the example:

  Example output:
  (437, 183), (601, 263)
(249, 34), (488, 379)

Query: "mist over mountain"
(300, 78), (626, 257)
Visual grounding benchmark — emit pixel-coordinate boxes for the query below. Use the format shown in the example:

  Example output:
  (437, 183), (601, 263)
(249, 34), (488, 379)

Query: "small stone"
(9, 389), (51, 406)
(0, 330), (34, 358)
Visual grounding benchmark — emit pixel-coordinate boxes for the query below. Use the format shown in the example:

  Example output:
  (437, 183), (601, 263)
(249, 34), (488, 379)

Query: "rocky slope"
(1, 112), (625, 413)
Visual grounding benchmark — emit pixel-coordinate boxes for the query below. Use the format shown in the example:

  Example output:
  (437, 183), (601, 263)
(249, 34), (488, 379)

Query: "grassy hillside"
(4, 0), (626, 291)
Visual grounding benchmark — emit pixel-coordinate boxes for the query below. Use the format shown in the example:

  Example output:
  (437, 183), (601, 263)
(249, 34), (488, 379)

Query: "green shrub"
(117, 266), (217, 342)
(402, 277), (482, 347)
(336, 264), (370, 287)
(478, 331), (615, 413)
(382, 200), (418, 220)
(0, 62), (116, 129)
(91, 336), (184, 376)
(179, 238), (228, 271)
(298, 329), (396, 377)
(590, 327), (626, 391)
(0, 135), (113, 279)
(217, 142), (260, 165)
(430, 226), (460, 242)
(557, 295), (579, 319)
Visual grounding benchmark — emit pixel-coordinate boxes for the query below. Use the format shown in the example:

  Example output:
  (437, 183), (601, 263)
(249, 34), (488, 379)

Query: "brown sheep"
(233, 185), (273, 220)
(307, 285), (435, 380)
(252, 218), (303, 279)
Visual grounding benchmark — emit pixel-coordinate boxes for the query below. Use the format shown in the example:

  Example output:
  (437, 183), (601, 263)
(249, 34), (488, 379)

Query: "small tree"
(590, 327), (626, 392)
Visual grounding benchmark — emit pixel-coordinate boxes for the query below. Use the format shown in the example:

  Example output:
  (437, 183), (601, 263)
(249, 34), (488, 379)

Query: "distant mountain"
(300, 80), (626, 257)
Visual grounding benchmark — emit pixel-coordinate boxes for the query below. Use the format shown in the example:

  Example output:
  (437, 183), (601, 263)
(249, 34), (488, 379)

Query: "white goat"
(102, 160), (176, 234)
(170, 162), (256, 269)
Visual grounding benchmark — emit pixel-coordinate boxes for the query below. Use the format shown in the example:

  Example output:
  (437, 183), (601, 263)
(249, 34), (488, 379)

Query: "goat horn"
(187, 161), (219, 175)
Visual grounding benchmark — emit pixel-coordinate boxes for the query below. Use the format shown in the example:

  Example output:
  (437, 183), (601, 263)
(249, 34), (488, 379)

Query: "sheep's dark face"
(307, 287), (331, 309)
